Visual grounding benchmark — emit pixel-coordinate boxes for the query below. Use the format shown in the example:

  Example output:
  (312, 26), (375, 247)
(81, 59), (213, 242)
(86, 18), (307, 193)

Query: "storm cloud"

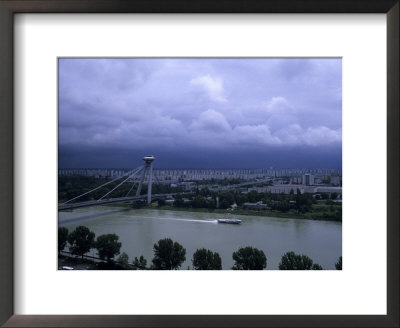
(58, 58), (342, 169)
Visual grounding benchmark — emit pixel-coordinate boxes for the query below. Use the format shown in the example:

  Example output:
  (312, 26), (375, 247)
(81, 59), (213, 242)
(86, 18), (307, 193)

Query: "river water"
(59, 206), (342, 270)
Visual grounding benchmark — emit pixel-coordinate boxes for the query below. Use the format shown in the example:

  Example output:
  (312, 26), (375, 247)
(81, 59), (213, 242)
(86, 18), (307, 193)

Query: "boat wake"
(116, 215), (219, 224)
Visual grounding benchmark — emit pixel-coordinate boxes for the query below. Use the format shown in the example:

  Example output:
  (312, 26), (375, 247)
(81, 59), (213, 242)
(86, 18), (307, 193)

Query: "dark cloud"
(58, 58), (342, 168)
(59, 144), (342, 169)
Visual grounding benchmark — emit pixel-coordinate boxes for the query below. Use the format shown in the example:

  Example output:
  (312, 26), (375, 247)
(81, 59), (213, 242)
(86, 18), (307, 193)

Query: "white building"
(302, 174), (314, 186)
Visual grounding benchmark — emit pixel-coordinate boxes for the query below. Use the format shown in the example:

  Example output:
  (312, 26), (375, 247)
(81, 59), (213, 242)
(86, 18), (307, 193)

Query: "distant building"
(302, 174), (314, 186)
(243, 201), (270, 210)
(248, 186), (268, 193)
(330, 176), (342, 186)
(290, 176), (303, 184)
(312, 186), (342, 195)
(177, 181), (196, 190)
(267, 185), (304, 194)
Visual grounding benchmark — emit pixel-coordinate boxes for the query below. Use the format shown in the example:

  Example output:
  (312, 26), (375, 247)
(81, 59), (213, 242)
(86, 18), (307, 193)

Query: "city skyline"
(59, 58), (342, 169)
(59, 167), (342, 183)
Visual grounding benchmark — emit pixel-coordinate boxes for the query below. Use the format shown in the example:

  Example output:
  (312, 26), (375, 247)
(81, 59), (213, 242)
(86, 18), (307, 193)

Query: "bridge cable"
(125, 179), (138, 197)
(125, 171), (153, 197)
(124, 170), (147, 197)
(153, 172), (162, 185)
(98, 167), (143, 201)
(61, 166), (143, 204)
(125, 184), (134, 197)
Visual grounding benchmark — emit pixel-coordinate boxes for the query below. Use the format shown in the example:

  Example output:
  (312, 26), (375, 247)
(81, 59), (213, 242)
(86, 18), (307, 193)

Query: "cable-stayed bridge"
(58, 193), (193, 211)
(58, 155), (272, 211)
(58, 155), (158, 211)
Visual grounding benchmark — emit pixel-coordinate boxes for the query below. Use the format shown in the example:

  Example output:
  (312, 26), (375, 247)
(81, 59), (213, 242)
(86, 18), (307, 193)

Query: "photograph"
(1, 0), (397, 325)
(58, 58), (342, 271)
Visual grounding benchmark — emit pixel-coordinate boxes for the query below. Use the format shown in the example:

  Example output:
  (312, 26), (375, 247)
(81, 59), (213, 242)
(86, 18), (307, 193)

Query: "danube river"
(59, 206), (342, 270)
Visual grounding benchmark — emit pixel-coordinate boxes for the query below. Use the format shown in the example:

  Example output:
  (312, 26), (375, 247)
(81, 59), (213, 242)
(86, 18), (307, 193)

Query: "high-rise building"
(302, 173), (314, 186)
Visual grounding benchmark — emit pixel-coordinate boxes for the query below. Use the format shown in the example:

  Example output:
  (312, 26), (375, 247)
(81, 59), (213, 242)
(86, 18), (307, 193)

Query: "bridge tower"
(136, 155), (155, 204)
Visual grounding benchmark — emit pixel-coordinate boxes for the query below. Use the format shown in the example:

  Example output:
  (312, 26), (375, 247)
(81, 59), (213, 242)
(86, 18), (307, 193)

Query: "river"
(59, 206), (342, 270)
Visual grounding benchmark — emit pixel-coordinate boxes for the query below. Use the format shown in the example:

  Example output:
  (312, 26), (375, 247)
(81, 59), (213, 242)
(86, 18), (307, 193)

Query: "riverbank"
(103, 203), (341, 222)
(58, 251), (134, 270)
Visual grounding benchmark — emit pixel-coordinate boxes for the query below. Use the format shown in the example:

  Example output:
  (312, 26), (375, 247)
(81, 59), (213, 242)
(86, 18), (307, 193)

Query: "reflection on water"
(59, 206), (342, 270)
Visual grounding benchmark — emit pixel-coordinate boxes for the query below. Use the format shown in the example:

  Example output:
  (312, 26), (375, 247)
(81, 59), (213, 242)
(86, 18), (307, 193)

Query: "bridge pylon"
(136, 155), (155, 204)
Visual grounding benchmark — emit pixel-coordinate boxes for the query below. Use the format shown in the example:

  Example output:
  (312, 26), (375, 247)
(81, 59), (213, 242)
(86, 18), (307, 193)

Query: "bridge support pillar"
(135, 155), (155, 204)
(147, 162), (153, 204)
(136, 167), (147, 197)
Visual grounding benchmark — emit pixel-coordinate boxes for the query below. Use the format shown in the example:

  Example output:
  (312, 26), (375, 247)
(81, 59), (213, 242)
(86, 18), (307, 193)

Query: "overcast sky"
(59, 58), (342, 169)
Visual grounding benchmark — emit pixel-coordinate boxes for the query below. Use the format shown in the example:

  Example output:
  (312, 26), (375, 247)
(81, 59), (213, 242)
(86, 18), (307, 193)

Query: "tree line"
(170, 188), (340, 215)
(59, 226), (342, 270)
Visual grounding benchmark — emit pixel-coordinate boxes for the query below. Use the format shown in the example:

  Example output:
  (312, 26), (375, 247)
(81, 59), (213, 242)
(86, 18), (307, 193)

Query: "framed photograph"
(0, 1), (398, 327)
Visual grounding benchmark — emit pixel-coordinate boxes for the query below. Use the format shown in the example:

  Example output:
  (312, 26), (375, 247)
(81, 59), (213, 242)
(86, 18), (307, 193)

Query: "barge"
(217, 218), (242, 224)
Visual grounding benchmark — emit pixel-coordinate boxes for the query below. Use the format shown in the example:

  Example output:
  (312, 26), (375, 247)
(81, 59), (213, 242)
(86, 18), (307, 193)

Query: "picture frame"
(0, 0), (398, 327)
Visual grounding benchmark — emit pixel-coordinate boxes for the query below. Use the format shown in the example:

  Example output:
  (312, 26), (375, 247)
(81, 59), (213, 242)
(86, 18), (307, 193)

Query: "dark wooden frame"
(0, 1), (398, 327)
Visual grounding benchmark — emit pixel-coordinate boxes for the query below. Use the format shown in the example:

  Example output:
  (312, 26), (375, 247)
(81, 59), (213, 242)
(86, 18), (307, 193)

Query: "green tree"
(68, 226), (95, 259)
(173, 195), (185, 207)
(219, 199), (231, 209)
(133, 255), (147, 270)
(279, 251), (322, 270)
(235, 193), (247, 206)
(192, 248), (222, 270)
(295, 189), (313, 213)
(335, 256), (342, 270)
(58, 227), (69, 254)
(232, 246), (267, 270)
(151, 238), (186, 270)
(247, 190), (259, 203)
(277, 200), (290, 212)
(219, 191), (235, 207)
(312, 263), (323, 270)
(95, 234), (122, 263)
(117, 252), (130, 268)
(321, 193), (329, 200)
(192, 196), (207, 208)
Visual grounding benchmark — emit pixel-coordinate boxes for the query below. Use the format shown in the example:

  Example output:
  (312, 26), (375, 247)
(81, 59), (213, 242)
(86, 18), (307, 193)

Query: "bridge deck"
(58, 193), (191, 211)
